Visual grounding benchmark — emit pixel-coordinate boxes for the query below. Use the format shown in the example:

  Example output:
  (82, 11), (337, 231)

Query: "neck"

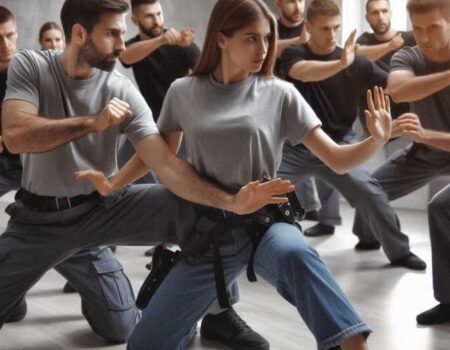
(60, 44), (96, 80)
(213, 57), (250, 85)
(374, 27), (397, 42)
(0, 60), (10, 73)
(280, 16), (303, 29)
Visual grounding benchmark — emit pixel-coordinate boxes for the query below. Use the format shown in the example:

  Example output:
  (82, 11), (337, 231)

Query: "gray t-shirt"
(391, 46), (450, 132)
(157, 74), (321, 193)
(4, 50), (158, 196)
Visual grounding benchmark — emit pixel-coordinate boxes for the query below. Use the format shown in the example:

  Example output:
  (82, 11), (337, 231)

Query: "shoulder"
(356, 32), (373, 44)
(125, 34), (141, 46)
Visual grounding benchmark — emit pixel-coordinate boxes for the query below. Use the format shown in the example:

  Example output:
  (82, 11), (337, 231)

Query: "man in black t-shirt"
(357, 0), (416, 124)
(275, 0), (328, 222)
(118, 0), (200, 184)
(277, 0), (426, 270)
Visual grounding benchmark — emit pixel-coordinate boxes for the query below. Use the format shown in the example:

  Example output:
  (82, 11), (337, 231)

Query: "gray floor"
(1, 193), (449, 350)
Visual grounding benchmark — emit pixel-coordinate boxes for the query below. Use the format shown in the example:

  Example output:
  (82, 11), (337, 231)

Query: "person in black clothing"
(118, 0), (200, 184)
(277, 0), (426, 270)
(357, 0), (416, 126)
(275, 0), (334, 224)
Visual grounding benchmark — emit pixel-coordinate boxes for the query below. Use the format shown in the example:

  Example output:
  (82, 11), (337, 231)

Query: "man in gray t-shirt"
(352, 0), (450, 325)
(0, 0), (288, 346)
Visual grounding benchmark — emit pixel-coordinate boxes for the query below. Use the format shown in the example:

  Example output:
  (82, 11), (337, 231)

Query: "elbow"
(387, 83), (407, 103)
(3, 129), (23, 154)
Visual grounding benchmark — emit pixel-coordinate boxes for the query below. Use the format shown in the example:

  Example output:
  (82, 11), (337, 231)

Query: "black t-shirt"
(0, 70), (20, 159)
(280, 44), (387, 141)
(277, 19), (304, 40)
(275, 19), (304, 77)
(356, 31), (416, 119)
(121, 33), (200, 121)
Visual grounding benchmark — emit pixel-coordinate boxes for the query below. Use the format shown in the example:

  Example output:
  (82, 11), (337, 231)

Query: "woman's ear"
(217, 32), (227, 49)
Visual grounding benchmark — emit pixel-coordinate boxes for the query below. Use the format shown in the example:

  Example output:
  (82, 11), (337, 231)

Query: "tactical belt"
(136, 191), (304, 310)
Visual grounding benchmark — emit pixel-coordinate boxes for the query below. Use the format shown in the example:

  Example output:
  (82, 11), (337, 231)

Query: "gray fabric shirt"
(391, 46), (450, 132)
(4, 50), (158, 196)
(157, 74), (321, 193)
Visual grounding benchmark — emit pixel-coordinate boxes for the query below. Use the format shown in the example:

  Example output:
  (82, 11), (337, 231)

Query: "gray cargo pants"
(0, 184), (199, 342)
(353, 143), (450, 252)
(277, 134), (412, 261)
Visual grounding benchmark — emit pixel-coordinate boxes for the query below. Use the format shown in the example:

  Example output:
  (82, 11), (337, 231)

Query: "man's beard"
(78, 36), (120, 72)
(138, 22), (163, 38)
(281, 10), (303, 25)
(371, 20), (391, 35)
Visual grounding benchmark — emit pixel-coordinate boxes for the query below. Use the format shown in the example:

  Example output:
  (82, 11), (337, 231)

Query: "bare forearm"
(4, 113), (96, 153)
(289, 60), (345, 82)
(120, 37), (164, 65)
(418, 129), (450, 152)
(330, 137), (383, 174)
(357, 43), (392, 61)
(110, 154), (152, 190)
(155, 153), (235, 210)
(389, 70), (450, 102)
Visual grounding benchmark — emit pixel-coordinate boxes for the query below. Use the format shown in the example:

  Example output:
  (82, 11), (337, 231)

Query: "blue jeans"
(128, 222), (370, 350)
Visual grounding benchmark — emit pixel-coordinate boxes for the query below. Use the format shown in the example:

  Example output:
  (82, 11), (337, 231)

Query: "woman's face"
(40, 29), (64, 50)
(219, 18), (271, 75)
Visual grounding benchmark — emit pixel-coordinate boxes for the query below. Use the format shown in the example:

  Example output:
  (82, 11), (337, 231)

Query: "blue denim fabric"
(128, 222), (370, 350)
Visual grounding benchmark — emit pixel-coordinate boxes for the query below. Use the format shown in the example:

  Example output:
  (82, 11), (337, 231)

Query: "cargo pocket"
(93, 258), (135, 311)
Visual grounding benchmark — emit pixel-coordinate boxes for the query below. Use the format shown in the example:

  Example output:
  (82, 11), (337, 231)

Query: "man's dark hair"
(407, 0), (450, 16)
(306, 0), (341, 22)
(131, 0), (158, 13)
(366, 0), (390, 13)
(61, 0), (129, 42)
(0, 6), (15, 25)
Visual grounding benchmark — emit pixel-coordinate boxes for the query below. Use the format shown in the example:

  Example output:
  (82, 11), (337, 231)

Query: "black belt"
(16, 188), (99, 212)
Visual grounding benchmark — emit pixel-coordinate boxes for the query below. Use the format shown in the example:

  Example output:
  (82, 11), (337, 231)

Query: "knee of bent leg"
(83, 302), (139, 343)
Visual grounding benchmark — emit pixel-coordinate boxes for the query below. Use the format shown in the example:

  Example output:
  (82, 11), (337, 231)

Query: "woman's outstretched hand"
(75, 170), (113, 196)
(230, 178), (295, 215)
(364, 86), (392, 144)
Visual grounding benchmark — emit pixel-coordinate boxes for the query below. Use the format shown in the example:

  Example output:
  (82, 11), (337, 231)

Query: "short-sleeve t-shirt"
(121, 33), (200, 120)
(4, 50), (158, 196)
(157, 75), (321, 194)
(275, 19), (304, 77)
(357, 31), (416, 118)
(391, 46), (450, 132)
(0, 70), (20, 160)
(279, 44), (387, 140)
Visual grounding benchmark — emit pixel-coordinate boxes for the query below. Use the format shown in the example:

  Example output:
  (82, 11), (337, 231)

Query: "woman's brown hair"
(192, 0), (278, 77)
(39, 21), (63, 43)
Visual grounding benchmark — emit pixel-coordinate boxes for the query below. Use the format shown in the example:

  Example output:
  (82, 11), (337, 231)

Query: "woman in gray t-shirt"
(82, 0), (391, 349)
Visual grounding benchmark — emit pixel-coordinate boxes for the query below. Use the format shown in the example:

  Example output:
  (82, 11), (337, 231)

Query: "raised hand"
(161, 28), (183, 46)
(179, 28), (194, 47)
(364, 86), (392, 143)
(340, 29), (357, 68)
(75, 170), (113, 196)
(389, 32), (405, 51)
(230, 178), (295, 215)
(395, 113), (425, 142)
(94, 97), (133, 132)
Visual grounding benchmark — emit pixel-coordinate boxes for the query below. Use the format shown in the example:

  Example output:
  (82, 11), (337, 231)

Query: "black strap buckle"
(55, 196), (72, 211)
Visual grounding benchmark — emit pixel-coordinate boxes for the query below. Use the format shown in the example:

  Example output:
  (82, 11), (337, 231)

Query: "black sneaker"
(5, 297), (27, 323)
(417, 303), (450, 325)
(304, 210), (319, 222)
(354, 241), (381, 251)
(200, 308), (269, 350)
(391, 252), (426, 271)
(304, 223), (335, 237)
(62, 282), (77, 294)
